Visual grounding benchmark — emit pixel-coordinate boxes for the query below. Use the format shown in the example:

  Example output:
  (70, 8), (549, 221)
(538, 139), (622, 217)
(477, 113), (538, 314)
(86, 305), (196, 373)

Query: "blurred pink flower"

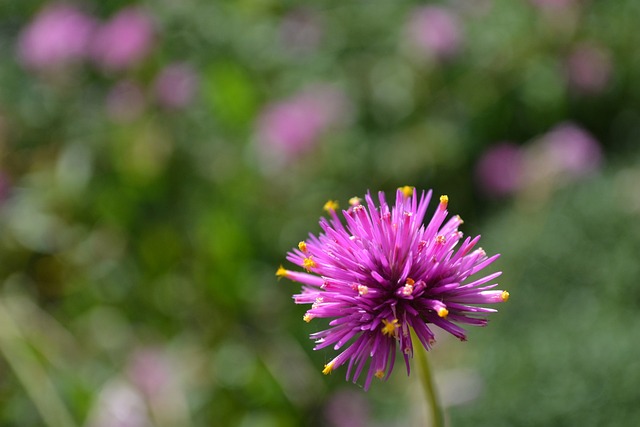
(324, 389), (371, 427)
(407, 6), (462, 60)
(153, 63), (198, 110)
(127, 348), (173, 398)
(17, 3), (96, 70)
(87, 380), (150, 427)
(106, 80), (146, 122)
(533, 122), (602, 180)
(91, 7), (155, 72)
(475, 143), (525, 198)
(565, 43), (613, 95)
(256, 85), (348, 160)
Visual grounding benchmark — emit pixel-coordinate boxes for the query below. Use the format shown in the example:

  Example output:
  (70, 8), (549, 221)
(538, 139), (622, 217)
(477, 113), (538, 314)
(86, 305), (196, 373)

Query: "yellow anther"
(322, 360), (335, 375)
(349, 197), (362, 206)
(455, 215), (464, 224)
(276, 265), (288, 278)
(405, 278), (415, 286)
(399, 186), (414, 197)
(381, 318), (399, 337)
(375, 370), (385, 379)
(303, 257), (316, 271)
(501, 290), (510, 302)
(323, 200), (339, 212)
(440, 195), (449, 206)
(357, 285), (369, 296)
(298, 241), (308, 253)
(437, 307), (449, 318)
(303, 313), (314, 323)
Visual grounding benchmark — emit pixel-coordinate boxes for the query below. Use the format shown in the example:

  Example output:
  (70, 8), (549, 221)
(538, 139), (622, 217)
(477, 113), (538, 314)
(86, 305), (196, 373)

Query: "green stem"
(412, 329), (445, 427)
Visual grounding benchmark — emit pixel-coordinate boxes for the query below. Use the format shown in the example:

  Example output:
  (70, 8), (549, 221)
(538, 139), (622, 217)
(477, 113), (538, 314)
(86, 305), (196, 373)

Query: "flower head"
(153, 63), (198, 110)
(255, 84), (349, 166)
(475, 143), (525, 198)
(406, 6), (463, 61)
(17, 3), (96, 71)
(278, 188), (507, 390)
(91, 7), (155, 72)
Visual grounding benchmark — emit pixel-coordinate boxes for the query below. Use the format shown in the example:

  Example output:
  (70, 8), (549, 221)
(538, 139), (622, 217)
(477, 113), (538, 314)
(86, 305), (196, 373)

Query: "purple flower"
(153, 63), (198, 110)
(256, 85), (348, 162)
(406, 6), (462, 60)
(565, 43), (613, 95)
(277, 187), (508, 390)
(527, 122), (602, 183)
(17, 3), (96, 71)
(127, 347), (173, 398)
(475, 143), (525, 198)
(324, 388), (370, 427)
(91, 7), (155, 72)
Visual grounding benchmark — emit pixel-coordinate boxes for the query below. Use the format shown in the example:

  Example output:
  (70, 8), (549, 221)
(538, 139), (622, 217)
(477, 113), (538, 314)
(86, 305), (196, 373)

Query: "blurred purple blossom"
(127, 347), (173, 398)
(17, 3), (96, 71)
(87, 380), (150, 427)
(531, 122), (602, 181)
(106, 80), (146, 122)
(565, 43), (613, 95)
(91, 7), (155, 72)
(256, 85), (348, 161)
(153, 63), (198, 110)
(324, 389), (371, 427)
(407, 6), (462, 60)
(477, 123), (601, 200)
(475, 143), (525, 198)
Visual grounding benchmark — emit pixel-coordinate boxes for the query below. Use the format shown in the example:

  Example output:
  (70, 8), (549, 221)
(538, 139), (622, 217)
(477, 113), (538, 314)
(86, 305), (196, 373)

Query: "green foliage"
(0, 0), (639, 425)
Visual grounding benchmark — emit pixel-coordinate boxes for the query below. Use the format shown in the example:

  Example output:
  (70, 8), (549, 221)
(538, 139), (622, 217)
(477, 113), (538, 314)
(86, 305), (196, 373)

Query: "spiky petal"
(278, 187), (508, 390)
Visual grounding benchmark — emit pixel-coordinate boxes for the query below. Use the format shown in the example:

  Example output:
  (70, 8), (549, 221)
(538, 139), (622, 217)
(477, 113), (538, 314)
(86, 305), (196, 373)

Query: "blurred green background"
(1, 0), (639, 426)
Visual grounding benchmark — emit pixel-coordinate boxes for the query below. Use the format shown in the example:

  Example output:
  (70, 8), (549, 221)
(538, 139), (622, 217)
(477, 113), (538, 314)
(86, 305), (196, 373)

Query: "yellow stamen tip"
(405, 277), (415, 286)
(323, 200), (339, 212)
(349, 197), (362, 206)
(399, 186), (414, 197)
(276, 265), (288, 278)
(375, 370), (385, 379)
(322, 361), (335, 375)
(440, 195), (449, 206)
(298, 241), (308, 252)
(303, 313), (313, 323)
(501, 290), (510, 302)
(302, 257), (316, 271)
(381, 318), (399, 337)
(357, 284), (369, 296)
(437, 307), (449, 318)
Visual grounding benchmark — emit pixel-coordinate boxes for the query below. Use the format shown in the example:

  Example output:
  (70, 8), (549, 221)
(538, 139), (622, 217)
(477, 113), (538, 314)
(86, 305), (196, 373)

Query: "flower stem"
(412, 330), (445, 427)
